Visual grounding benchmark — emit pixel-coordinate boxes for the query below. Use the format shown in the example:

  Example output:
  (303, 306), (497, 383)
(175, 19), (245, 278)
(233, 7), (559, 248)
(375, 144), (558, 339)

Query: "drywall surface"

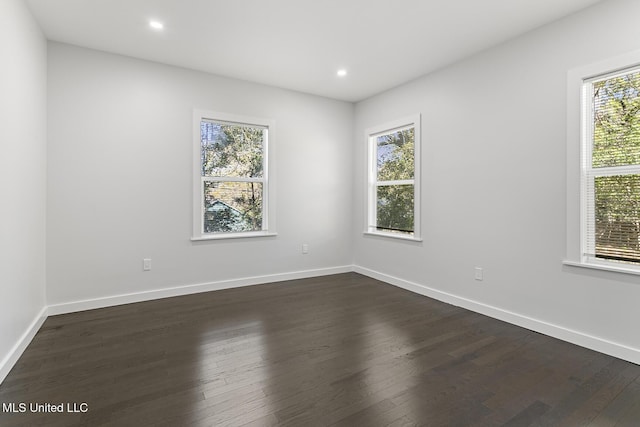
(353, 0), (640, 353)
(0, 0), (47, 377)
(47, 43), (354, 305)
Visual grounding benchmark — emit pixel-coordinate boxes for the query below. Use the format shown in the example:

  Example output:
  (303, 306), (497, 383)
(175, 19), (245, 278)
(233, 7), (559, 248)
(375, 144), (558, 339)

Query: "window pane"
(594, 174), (640, 263)
(376, 184), (414, 234)
(203, 181), (263, 233)
(592, 71), (640, 168)
(377, 128), (414, 181)
(201, 121), (264, 178)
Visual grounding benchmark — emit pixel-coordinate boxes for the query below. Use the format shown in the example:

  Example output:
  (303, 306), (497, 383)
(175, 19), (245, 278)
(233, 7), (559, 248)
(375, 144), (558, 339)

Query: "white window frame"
(565, 52), (640, 275)
(364, 114), (421, 241)
(191, 110), (276, 241)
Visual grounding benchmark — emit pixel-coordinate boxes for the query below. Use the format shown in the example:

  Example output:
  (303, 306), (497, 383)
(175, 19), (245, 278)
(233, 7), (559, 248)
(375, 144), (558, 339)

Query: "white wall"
(0, 0), (47, 379)
(6, 0), (639, 379)
(353, 0), (640, 359)
(47, 43), (354, 307)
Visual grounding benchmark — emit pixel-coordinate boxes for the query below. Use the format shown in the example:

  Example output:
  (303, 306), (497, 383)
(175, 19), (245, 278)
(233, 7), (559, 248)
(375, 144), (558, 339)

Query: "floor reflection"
(3, 272), (632, 426)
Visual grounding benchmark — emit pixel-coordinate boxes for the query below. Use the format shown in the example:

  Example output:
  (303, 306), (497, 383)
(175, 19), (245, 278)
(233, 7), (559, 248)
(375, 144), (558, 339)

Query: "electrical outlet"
(143, 258), (151, 271)
(302, 244), (309, 254)
(474, 267), (483, 281)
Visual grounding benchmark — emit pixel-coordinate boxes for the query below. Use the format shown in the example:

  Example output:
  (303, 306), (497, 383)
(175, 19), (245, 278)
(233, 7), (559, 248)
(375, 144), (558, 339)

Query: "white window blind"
(583, 67), (640, 265)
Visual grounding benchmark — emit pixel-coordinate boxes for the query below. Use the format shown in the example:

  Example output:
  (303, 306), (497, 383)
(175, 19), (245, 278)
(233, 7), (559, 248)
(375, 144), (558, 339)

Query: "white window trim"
(191, 109), (276, 241)
(364, 114), (422, 242)
(565, 51), (640, 275)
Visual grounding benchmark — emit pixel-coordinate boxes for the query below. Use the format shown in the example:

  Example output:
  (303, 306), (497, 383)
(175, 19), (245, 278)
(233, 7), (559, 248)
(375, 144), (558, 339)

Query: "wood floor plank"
(502, 400), (551, 427)
(588, 380), (640, 426)
(1, 272), (639, 426)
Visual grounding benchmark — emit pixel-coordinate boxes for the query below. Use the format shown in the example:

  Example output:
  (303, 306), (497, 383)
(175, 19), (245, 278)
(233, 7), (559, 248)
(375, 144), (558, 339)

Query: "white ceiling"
(26, 0), (605, 102)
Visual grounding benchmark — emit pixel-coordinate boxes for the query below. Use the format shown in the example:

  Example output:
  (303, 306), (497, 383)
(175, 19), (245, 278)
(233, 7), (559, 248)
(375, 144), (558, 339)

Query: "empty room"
(2, 0), (640, 425)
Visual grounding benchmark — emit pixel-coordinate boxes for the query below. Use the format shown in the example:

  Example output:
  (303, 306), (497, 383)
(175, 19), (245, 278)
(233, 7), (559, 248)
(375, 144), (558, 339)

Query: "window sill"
(363, 231), (423, 242)
(191, 232), (277, 241)
(562, 260), (640, 276)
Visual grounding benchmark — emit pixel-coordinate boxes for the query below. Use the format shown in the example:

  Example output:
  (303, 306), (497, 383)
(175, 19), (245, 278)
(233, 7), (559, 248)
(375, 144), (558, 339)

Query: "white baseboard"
(0, 306), (48, 384)
(4, 264), (638, 386)
(47, 265), (353, 315)
(1, 266), (351, 384)
(354, 265), (640, 365)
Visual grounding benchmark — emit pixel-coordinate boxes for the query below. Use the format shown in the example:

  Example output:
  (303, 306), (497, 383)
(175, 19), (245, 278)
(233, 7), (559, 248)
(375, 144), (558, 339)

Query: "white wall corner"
(4, 267), (358, 383)
(0, 307), (48, 385)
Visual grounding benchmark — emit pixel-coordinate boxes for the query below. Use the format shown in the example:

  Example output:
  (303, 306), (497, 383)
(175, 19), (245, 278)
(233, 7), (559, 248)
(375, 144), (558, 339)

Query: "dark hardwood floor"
(1, 273), (639, 426)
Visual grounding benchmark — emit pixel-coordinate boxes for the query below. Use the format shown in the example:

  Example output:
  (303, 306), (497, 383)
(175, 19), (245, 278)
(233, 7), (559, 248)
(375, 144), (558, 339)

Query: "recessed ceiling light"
(149, 20), (164, 30)
(337, 69), (348, 77)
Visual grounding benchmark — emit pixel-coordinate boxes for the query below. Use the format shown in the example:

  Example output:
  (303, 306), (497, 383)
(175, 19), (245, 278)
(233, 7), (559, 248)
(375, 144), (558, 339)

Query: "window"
(366, 115), (421, 240)
(192, 111), (275, 240)
(581, 67), (640, 268)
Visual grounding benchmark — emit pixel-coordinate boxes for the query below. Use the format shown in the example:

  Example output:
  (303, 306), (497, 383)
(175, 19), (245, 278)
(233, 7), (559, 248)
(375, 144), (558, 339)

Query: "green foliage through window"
(373, 127), (415, 234)
(201, 120), (265, 233)
(201, 121), (264, 178)
(377, 129), (414, 181)
(377, 185), (414, 233)
(590, 70), (640, 263)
